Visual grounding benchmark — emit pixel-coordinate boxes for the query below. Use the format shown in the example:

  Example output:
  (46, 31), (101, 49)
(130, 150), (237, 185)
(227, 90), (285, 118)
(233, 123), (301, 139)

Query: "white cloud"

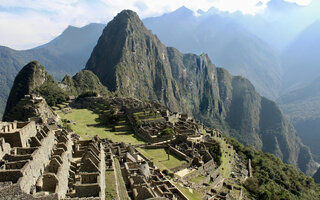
(0, 0), (314, 49)
(284, 0), (312, 5)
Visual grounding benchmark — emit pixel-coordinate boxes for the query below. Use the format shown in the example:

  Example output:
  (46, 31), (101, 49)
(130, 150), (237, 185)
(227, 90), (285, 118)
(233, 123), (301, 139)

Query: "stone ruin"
(0, 96), (194, 200)
(106, 141), (188, 200)
(0, 119), (106, 200)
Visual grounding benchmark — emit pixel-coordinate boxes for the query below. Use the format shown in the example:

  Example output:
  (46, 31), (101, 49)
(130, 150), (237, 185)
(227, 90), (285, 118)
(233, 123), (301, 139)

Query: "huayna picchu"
(0, 9), (319, 200)
(85, 10), (317, 175)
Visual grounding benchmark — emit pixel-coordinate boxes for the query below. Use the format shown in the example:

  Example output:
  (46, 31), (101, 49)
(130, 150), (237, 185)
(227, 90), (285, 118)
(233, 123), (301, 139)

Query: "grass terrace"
(105, 171), (117, 199)
(56, 107), (145, 145)
(114, 158), (128, 200)
(189, 175), (207, 184)
(137, 148), (187, 172)
(173, 182), (202, 200)
(133, 110), (163, 121)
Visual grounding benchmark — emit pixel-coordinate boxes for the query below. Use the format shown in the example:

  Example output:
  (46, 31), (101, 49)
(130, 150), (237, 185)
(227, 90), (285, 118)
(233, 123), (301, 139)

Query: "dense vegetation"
(227, 137), (320, 200)
(209, 140), (222, 166)
(34, 77), (69, 106)
(77, 91), (98, 99)
(61, 70), (109, 96)
(159, 128), (175, 138)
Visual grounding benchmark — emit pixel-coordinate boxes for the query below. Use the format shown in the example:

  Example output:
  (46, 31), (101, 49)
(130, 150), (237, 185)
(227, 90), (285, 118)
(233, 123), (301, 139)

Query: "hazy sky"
(0, 0), (313, 49)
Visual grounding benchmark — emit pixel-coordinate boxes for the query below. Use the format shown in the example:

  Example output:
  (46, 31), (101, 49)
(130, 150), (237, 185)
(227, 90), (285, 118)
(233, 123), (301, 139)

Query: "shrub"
(159, 128), (175, 138)
(209, 141), (222, 166)
(77, 91), (98, 99)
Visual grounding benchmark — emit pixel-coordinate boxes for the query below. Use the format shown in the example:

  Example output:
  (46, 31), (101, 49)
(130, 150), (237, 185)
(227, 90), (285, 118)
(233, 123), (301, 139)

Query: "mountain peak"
(111, 9), (143, 29)
(85, 9), (155, 91)
(117, 9), (139, 19)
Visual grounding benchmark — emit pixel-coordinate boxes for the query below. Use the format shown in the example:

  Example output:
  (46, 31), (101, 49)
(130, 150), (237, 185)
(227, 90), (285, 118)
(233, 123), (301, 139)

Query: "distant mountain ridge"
(143, 6), (282, 99)
(0, 23), (105, 118)
(85, 9), (317, 175)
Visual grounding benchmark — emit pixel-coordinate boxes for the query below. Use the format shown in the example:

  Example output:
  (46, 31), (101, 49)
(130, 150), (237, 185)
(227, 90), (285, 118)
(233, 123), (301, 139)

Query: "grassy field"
(189, 175), (207, 184)
(114, 158), (128, 200)
(105, 171), (117, 200)
(137, 148), (187, 171)
(173, 182), (202, 200)
(216, 137), (235, 179)
(57, 108), (145, 144)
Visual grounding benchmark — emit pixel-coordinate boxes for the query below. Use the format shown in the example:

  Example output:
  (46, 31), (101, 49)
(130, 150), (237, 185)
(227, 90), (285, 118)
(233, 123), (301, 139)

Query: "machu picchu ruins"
(0, 94), (252, 199)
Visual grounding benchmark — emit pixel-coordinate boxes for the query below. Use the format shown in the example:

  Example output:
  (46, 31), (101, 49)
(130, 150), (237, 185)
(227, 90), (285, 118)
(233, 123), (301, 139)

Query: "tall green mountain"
(85, 10), (317, 175)
(0, 23), (105, 117)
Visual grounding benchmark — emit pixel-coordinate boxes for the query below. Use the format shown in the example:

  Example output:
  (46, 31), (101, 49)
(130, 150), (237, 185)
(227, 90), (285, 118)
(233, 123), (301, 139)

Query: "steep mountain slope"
(143, 6), (282, 99)
(0, 23), (105, 117)
(278, 76), (320, 162)
(281, 20), (320, 92)
(85, 10), (317, 175)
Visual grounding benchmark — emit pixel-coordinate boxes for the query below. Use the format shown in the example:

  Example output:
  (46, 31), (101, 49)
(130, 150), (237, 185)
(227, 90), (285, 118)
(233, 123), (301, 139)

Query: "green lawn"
(114, 158), (128, 200)
(57, 108), (145, 145)
(216, 137), (235, 179)
(189, 175), (207, 184)
(173, 182), (202, 200)
(137, 148), (187, 171)
(105, 171), (117, 200)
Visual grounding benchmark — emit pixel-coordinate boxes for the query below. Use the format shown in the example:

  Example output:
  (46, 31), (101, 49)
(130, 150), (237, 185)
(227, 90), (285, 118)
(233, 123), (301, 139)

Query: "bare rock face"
(85, 9), (317, 174)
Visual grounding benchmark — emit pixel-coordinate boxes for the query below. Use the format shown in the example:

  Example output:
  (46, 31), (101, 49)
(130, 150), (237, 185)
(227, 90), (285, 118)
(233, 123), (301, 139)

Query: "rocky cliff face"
(84, 10), (317, 174)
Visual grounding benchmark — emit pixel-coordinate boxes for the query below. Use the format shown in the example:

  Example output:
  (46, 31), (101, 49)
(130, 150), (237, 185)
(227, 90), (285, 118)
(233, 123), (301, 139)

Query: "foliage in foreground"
(226, 137), (320, 200)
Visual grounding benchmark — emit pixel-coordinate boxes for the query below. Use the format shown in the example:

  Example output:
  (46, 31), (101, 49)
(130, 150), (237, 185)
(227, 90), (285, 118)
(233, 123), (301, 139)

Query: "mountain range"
(1, 0), (320, 177)
(83, 10), (316, 175)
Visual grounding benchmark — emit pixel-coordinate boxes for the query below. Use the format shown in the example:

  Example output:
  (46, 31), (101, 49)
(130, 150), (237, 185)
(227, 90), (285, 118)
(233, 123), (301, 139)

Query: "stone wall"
(0, 137), (11, 159)
(54, 132), (73, 198)
(19, 121), (37, 147)
(18, 126), (56, 193)
(0, 121), (37, 147)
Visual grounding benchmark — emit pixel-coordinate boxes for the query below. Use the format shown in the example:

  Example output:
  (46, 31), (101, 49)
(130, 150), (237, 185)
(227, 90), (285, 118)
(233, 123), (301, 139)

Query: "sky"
(0, 0), (313, 50)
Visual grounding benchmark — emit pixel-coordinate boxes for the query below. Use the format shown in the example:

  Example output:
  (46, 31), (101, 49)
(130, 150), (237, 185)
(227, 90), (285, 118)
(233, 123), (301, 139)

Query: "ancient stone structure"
(0, 118), (106, 199)
(106, 141), (188, 200)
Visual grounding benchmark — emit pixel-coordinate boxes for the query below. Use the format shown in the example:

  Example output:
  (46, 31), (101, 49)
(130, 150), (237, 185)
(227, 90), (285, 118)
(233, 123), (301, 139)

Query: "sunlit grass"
(57, 108), (145, 144)
(105, 171), (117, 200)
(137, 148), (187, 171)
(173, 182), (202, 200)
